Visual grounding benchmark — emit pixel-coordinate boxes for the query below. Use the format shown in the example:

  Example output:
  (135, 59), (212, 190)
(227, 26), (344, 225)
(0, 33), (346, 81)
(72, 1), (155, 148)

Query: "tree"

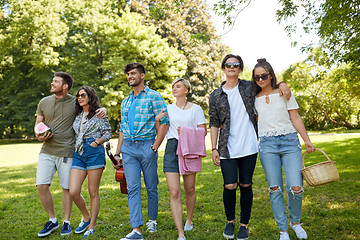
(0, 0), (186, 138)
(0, 0), (67, 138)
(100, 9), (187, 122)
(129, 0), (229, 111)
(283, 48), (360, 129)
(212, 0), (360, 65)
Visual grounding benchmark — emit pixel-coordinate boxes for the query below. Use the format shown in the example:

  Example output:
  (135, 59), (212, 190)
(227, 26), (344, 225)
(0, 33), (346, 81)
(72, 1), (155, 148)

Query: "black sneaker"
(38, 220), (59, 237)
(237, 226), (249, 240)
(223, 222), (235, 239)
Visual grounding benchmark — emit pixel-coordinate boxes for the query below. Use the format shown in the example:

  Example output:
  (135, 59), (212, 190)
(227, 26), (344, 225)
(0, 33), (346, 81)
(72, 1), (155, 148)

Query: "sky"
(207, 0), (318, 72)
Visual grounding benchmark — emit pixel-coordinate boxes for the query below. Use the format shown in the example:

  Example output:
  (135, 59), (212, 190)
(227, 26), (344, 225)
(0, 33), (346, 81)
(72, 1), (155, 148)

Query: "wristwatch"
(151, 145), (158, 154)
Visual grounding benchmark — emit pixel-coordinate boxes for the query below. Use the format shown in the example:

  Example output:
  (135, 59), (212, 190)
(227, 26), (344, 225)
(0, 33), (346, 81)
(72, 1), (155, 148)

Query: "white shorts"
(36, 153), (73, 189)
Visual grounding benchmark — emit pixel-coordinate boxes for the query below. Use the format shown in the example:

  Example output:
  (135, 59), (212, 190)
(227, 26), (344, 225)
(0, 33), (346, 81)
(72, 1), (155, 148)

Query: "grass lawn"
(0, 132), (359, 239)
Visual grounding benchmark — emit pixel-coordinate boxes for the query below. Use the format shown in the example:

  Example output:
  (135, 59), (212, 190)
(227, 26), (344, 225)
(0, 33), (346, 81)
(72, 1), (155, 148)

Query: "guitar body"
(115, 159), (128, 194)
(105, 143), (128, 194)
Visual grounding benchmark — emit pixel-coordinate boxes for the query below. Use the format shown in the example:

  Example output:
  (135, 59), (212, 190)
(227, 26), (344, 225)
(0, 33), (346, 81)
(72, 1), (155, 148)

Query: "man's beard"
(129, 79), (141, 87)
(51, 88), (64, 94)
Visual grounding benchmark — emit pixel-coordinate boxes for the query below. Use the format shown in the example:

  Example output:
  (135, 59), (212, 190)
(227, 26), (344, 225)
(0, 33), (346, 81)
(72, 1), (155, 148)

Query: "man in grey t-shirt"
(34, 72), (106, 237)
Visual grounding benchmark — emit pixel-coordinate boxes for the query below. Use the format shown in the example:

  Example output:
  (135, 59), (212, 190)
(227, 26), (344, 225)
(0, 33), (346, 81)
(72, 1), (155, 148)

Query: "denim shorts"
(163, 138), (179, 173)
(72, 138), (106, 171)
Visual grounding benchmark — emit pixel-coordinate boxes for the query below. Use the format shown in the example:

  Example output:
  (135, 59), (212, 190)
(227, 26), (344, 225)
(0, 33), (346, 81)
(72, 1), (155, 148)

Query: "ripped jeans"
(259, 132), (303, 231)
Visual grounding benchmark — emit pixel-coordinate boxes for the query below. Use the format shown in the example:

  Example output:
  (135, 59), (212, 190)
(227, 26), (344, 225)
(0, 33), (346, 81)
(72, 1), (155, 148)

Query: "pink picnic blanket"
(177, 126), (206, 175)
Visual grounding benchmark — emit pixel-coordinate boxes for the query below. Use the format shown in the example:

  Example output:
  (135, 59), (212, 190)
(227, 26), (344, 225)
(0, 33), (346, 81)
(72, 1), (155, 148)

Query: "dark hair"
(54, 71), (73, 91)
(251, 58), (278, 95)
(124, 62), (146, 75)
(221, 54), (244, 71)
(75, 86), (101, 119)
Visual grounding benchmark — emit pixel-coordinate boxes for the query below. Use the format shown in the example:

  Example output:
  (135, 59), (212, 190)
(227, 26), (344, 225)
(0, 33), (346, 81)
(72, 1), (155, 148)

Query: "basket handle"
(302, 148), (332, 168)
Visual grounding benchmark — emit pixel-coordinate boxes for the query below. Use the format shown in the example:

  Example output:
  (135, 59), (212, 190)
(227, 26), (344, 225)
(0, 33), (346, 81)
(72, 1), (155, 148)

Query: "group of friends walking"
(34, 54), (315, 240)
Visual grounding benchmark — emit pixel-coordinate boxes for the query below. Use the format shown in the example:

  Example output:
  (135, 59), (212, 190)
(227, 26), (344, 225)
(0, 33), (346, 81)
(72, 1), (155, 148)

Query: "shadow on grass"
(0, 137), (359, 239)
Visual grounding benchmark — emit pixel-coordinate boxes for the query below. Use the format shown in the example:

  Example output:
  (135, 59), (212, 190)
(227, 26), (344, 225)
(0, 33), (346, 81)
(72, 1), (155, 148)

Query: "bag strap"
(302, 148), (332, 168)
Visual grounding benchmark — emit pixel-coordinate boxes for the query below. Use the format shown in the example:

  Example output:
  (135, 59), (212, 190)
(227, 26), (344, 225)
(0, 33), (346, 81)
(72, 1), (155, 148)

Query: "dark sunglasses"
(254, 73), (270, 82)
(76, 93), (87, 98)
(225, 62), (241, 68)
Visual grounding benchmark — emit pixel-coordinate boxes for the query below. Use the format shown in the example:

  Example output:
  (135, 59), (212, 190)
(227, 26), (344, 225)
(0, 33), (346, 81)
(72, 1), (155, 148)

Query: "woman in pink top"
(156, 78), (206, 240)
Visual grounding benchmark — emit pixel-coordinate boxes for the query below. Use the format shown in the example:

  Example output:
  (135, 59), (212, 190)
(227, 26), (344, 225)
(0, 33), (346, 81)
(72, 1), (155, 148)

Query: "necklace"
(177, 100), (188, 110)
(182, 100), (188, 110)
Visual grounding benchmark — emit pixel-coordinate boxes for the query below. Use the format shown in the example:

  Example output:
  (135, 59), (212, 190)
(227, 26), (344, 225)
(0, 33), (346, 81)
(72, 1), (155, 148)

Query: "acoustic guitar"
(105, 142), (128, 194)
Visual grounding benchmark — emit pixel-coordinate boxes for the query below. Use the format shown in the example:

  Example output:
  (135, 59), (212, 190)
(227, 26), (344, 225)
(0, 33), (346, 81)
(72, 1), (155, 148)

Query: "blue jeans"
(121, 139), (159, 228)
(259, 132), (303, 231)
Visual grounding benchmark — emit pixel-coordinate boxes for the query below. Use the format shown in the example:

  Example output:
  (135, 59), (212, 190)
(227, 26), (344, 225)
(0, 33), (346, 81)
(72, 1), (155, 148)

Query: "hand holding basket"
(301, 148), (339, 187)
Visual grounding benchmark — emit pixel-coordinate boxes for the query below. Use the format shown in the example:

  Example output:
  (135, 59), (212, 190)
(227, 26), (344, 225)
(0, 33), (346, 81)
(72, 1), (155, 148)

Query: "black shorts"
(163, 138), (179, 173)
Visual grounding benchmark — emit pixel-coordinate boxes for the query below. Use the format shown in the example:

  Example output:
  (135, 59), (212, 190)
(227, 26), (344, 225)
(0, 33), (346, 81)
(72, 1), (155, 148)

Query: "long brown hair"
(75, 86), (101, 119)
(251, 58), (278, 95)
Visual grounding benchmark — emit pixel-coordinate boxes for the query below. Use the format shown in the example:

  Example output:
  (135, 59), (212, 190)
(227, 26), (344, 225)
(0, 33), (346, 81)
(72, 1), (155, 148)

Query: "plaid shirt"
(73, 112), (112, 154)
(120, 86), (169, 141)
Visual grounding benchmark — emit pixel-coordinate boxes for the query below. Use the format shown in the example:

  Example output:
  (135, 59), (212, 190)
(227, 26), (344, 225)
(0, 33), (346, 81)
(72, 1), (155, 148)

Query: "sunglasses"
(225, 62), (241, 68)
(254, 73), (270, 82)
(76, 93), (87, 98)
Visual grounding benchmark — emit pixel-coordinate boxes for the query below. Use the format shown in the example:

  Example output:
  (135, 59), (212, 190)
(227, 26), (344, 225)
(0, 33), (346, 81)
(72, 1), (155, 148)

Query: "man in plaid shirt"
(114, 62), (169, 240)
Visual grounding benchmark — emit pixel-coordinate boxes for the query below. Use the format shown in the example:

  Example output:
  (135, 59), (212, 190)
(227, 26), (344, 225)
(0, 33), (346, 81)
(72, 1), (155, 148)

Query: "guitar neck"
(105, 143), (119, 166)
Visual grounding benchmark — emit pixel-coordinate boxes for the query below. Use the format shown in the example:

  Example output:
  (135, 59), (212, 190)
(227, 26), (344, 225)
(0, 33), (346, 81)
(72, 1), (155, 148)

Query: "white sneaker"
(184, 222), (193, 231)
(290, 223), (308, 239)
(120, 229), (144, 240)
(146, 220), (157, 233)
(280, 231), (290, 240)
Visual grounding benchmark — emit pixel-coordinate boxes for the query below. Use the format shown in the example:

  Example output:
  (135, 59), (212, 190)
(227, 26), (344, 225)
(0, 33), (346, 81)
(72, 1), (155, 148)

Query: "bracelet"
(94, 140), (100, 146)
(114, 154), (120, 157)
(212, 148), (217, 151)
(151, 145), (158, 154)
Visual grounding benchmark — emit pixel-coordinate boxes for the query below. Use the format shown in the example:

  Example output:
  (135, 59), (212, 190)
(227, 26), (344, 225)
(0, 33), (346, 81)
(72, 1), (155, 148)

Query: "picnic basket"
(301, 148), (339, 187)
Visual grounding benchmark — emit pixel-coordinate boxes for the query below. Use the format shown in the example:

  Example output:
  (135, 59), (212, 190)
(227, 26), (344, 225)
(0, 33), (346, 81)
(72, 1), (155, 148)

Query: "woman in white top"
(156, 78), (206, 240)
(252, 59), (315, 240)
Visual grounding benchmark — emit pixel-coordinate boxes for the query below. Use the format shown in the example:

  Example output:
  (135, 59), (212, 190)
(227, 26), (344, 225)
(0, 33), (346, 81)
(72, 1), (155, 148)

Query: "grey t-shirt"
(36, 94), (76, 157)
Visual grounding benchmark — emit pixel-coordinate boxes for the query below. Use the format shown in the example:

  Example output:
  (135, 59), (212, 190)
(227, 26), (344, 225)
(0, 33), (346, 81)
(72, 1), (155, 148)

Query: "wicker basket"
(301, 148), (339, 187)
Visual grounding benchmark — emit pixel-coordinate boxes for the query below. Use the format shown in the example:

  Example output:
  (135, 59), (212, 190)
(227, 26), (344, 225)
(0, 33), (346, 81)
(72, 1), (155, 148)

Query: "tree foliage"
(0, 0), (186, 138)
(283, 48), (360, 129)
(212, 0), (360, 65)
(0, 0), (67, 138)
(100, 9), (187, 122)
(129, 0), (229, 111)
(277, 0), (360, 65)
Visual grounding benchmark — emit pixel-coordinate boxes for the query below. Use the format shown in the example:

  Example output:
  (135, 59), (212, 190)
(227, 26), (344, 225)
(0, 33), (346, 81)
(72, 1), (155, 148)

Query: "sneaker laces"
(78, 219), (85, 227)
(84, 229), (94, 236)
(63, 222), (70, 230)
(146, 220), (157, 231)
(146, 220), (157, 226)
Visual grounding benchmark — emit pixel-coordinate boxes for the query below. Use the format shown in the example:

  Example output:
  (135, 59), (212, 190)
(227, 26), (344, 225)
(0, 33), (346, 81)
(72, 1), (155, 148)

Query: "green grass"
(0, 132), (359, 239)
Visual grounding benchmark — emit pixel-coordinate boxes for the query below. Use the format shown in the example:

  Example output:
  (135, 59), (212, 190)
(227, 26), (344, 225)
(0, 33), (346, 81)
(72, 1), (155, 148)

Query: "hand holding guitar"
(105, 142), (128, 194)
(112, 154), (122, 170)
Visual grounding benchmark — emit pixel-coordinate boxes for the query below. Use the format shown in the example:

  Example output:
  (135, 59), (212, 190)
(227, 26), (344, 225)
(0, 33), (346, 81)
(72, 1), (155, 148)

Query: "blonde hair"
(172, 78), (191, 92)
